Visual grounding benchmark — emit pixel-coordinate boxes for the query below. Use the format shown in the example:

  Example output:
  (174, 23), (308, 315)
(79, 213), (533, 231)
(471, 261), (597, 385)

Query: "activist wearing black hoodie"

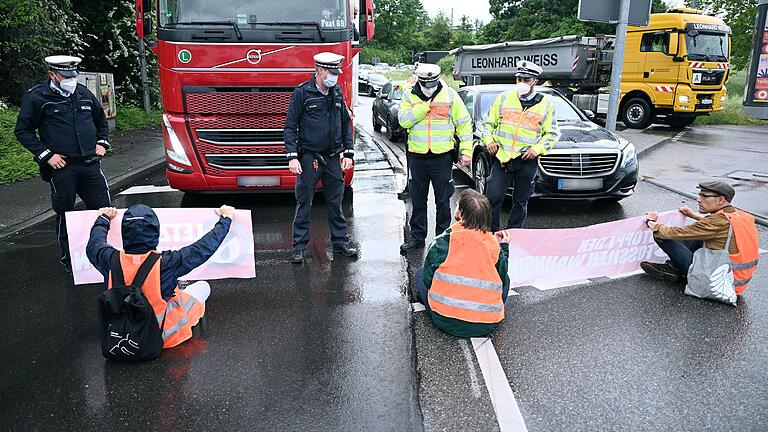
(86, 204), (232, 299)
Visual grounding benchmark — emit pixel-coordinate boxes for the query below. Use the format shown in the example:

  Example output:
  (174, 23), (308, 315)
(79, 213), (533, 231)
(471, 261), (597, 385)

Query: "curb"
(0, 158), (166, 240)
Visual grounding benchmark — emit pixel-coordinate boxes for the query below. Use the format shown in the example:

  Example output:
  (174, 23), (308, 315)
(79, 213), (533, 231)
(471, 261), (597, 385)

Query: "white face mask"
(58, 77), (78, 94)
(323, 74), (338, 88)
(516, 82), (531, 96)
(420, 83), (437, 97)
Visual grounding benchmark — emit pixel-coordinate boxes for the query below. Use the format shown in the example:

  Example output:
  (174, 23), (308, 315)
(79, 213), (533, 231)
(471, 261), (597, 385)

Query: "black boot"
(291, 249), (305, 264)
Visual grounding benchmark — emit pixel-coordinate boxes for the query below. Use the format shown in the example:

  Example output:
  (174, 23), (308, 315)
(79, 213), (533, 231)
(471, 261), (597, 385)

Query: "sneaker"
(291, 249), (305, 264)
(400, 239), (425, 253)
(332, 244), (358, 258)
(640, 261), (682, 283)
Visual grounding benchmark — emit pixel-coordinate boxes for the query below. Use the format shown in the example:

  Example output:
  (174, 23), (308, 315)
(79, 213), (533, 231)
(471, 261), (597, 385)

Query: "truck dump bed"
(451, 36), (613, 87)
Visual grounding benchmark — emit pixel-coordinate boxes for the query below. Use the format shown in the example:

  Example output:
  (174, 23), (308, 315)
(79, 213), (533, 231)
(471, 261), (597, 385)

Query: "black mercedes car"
(456, 85), (639, 200)
(372, 81), (407, 142)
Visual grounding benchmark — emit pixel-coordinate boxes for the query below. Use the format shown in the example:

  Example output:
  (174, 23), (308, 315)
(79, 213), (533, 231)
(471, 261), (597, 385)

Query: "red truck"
(135, 0), (374, 191)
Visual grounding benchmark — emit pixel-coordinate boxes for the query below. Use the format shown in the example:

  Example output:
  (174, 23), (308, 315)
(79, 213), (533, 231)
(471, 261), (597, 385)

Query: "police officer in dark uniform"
(14, 55), (111, 273)
(284, 52), (357, 264)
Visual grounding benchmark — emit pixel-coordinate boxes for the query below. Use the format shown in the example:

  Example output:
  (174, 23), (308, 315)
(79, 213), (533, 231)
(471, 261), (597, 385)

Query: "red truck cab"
(135, 0), (374, 191)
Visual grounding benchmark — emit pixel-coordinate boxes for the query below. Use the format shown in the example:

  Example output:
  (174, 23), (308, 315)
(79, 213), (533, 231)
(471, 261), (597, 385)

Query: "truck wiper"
(254, 22), (325, 41)
(168, 21), (242, 40)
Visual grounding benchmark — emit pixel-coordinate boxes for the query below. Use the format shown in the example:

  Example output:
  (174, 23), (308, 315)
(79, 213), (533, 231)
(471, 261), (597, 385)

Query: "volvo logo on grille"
(246, 49), (262, 65)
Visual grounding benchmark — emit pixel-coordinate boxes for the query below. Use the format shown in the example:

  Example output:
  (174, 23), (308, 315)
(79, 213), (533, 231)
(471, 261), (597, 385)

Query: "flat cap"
(515, 60), (542, 78)
(314, 52), (344, 74)
(698, 180), (735, 202)
(45, 55), (81, 78)
(415, 63), (441, 88)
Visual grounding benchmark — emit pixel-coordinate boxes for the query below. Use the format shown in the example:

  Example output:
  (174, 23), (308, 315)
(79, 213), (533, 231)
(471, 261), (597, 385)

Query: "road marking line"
(671, 130), (686, 142)
(471, 337), (528, 432)
(119, 185), (177, 195)
(459, 339), (482, 398)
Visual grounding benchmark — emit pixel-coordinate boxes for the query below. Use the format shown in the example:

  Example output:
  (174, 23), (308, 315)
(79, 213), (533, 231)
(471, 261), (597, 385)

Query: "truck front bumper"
(673, 85), (728, 113)
(166, 164), (354, 192)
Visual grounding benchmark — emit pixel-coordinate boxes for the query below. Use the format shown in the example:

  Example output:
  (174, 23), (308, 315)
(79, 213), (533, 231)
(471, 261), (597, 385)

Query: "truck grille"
(693, 69), (725, 86)
(189, 114), (286, 130)
(539, 151), (619, 177)
(197, 129), (284, 145)
(695, 93), (715, 110)
(186, 92), (292, 114)
(205, 154), (289, 170)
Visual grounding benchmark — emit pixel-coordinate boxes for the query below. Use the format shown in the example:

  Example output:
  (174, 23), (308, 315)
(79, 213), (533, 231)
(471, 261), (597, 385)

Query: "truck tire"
(666, 116), (695, 128)
(621, 97), (653, 129)
(372, 112), (382, 132)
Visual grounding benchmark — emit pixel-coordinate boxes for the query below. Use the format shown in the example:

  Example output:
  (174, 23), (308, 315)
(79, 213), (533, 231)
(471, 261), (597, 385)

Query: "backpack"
(98, 252), (165, 361)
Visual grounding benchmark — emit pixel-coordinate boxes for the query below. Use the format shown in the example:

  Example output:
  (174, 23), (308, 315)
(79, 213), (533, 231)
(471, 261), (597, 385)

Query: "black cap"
(698, 180), (735, 202)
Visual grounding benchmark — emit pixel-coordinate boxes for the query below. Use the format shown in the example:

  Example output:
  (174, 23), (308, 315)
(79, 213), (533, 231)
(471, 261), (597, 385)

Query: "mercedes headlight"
(162, 113), (191, 166)
(619, 138), (637, 168)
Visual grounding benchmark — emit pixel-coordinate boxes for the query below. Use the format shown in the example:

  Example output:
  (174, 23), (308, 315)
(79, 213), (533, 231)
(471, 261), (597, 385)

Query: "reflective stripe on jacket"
(108, 251), (205, 348)
(481, 90), (560, 163)
(398, 84), (473, 156)
(428, 224), (504, 324)
(724, 210), (759, 295)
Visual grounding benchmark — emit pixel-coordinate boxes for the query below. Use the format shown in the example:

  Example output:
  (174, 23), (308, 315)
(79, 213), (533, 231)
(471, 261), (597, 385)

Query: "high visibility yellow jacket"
(398, 84), (473, 157)
(481, 90), (560, 163)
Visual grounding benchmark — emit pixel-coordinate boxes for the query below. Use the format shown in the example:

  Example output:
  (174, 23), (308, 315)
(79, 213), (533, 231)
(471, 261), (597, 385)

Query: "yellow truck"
(452, 8), (731, 128)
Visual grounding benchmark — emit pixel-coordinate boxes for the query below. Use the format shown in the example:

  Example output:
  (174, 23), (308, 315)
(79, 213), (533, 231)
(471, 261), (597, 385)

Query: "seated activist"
(86, 204), (234, 348)
(416, 189), (511, 337)
(641, 181), (759, 294)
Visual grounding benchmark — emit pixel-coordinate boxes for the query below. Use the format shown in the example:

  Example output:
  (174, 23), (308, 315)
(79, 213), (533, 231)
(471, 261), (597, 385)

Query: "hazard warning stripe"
(572, 56), (580, 72)
(655, 85), (675, 93)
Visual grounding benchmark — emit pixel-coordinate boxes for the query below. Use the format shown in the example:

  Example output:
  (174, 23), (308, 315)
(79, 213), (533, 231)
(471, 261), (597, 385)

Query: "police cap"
(698, 180), (735, 202)
(45, 55), (82, 78)
(314, 52), (344, 74)
(415, 63), (441, 88)
(515, 60), (542, 79)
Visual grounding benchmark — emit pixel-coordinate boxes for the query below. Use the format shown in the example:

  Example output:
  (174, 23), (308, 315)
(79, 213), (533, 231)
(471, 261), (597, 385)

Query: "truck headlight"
(678, 96), (690, 103)
(720, 95), (727, 102)
(620, 139), (636, 168)
(162, 113), (191, 166)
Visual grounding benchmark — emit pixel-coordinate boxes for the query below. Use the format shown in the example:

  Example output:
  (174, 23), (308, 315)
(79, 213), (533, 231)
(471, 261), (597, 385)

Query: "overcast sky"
(419, 0), (687, 26)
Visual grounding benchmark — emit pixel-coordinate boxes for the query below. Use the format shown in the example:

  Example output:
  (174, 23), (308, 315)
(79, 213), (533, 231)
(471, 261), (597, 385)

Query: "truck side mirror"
(667, 33), (679, 56)
(143, 16), (152, 37)
(354, 0), (375, 48)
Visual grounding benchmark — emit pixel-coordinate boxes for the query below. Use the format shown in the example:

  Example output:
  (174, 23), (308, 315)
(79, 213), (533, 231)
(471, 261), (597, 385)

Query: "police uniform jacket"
(283, 76), (353, 159)
(15, 80), (109, 164)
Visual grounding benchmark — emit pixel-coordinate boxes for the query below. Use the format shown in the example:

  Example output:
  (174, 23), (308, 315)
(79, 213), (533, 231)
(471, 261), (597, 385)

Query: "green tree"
(423, 14), (453, 51)
(686, 0), (757, 70)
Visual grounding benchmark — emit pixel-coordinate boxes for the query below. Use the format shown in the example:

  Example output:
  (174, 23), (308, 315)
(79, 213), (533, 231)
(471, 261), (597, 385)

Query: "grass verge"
(0, 106), (38, 184)
(694, 69), (768, 126)
(116, 106), (162, 131)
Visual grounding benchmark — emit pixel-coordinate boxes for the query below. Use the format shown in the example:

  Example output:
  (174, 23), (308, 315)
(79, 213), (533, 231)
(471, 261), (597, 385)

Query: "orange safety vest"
(428, 224), (505, 324)
(108, 251), (205, 348)
(724, 211), (759, 295)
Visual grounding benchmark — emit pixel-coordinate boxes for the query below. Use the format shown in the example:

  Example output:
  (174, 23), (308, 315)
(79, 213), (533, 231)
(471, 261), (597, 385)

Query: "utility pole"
(138, 40), (151, 115)
(605, 0), (630, 131)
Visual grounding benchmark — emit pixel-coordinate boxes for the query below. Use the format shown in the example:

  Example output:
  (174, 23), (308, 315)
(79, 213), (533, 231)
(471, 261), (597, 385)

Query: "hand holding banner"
(499, 211), (688, 289)
(66, 208), (256, 285)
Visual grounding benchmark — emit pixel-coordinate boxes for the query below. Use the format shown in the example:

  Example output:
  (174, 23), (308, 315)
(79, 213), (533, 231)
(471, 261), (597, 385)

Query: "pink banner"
(66, 208), (255, 285)
(501, 211), (687, 289)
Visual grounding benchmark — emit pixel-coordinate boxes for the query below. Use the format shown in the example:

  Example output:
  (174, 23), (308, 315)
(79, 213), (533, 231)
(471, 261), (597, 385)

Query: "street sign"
(743, 0), (768, 120)
(578, 0), (652, 27)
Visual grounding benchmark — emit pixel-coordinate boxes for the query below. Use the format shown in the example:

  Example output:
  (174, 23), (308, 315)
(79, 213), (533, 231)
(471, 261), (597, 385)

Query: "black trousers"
(408, 153), (454, 242)
(50, 161), (111, 266)
(292, 153), (348, 251)
(485, 157), (538, 232)
(655, 238), (704, 274)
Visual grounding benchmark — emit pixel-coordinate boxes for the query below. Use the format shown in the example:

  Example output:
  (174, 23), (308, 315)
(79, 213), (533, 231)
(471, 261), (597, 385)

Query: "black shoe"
(640, 261), (682, 283)
(333, 244), (358, 258)
(397, 189), (410, 200)
(400, 239), (425, 252)
(291, 249), (305, 264)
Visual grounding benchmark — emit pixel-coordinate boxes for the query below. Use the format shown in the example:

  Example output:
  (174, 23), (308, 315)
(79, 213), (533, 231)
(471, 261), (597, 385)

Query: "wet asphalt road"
(2, 95), (768, 430)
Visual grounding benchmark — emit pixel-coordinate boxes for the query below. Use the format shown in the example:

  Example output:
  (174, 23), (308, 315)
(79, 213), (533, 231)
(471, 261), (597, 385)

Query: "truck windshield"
(159, 0), (351, 30)
(685, 32), (729, 62)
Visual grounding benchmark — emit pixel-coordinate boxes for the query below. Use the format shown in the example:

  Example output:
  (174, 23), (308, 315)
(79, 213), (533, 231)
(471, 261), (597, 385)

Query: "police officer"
(481, 61), (561, 232)
(284, 52), (357, 264)
(398, 63), (473, 252)
(15, 55), (111, 273)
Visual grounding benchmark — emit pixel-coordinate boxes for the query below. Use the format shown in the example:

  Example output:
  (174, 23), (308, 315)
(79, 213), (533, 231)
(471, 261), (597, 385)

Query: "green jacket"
(422, 226), (510, 337)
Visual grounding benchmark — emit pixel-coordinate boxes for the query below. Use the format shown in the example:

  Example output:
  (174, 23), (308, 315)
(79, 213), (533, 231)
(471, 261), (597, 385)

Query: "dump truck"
(451, 8), (731, 128)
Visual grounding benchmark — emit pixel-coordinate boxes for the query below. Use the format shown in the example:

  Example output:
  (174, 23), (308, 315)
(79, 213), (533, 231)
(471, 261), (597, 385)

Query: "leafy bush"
(115, 106), (162, 131)
(437, 55), (455, 76)
(360, 46), (409, 65)
(0, 106), (39, 184)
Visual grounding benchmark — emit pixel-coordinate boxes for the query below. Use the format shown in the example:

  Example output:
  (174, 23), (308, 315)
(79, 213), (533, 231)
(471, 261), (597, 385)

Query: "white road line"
(671, 130), (687, 142)
(459, 339), (482, 398)
(119, 185), (178, 195)
(471, 337), (528, 432)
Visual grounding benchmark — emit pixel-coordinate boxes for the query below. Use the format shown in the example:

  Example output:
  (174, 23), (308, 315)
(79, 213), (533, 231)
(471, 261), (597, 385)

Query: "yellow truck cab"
(621, 8), (731, 128)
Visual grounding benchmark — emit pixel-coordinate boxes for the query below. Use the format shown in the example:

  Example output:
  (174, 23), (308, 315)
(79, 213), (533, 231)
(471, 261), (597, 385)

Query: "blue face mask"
(323, 74), (338, 88)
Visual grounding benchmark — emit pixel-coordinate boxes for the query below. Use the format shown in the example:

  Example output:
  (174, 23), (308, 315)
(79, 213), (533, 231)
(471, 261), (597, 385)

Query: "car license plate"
(700, 98), (713, 105)
(557, 178), (603, 191)
(237, 176), (280, 187)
